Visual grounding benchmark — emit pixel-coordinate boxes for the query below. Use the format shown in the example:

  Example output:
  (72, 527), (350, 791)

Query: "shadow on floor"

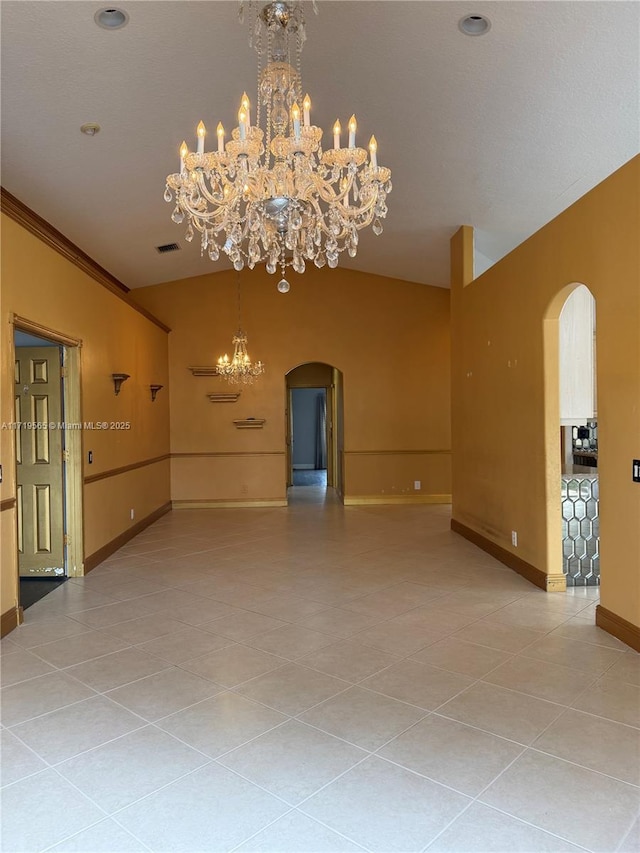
(292, 469), (327, 487)
(19, 577), (67, 610)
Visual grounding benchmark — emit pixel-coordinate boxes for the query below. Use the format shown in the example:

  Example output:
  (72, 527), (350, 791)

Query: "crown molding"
(1, 187), (170, 334)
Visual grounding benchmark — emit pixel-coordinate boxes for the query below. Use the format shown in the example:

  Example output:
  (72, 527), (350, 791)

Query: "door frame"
(285, 362), (344, 500)
(10, 315), (85, 591)
(288, 385), (331, 485)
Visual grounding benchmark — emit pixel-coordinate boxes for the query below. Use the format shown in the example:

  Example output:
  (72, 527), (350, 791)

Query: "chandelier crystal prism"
(164, 0), (391, 289)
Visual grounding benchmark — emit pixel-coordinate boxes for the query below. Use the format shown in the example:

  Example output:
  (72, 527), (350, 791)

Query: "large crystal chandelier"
(216, 275), (265, 384)
(164, 0), (391, 291)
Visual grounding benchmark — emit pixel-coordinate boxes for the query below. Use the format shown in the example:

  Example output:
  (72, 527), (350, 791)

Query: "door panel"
(15, 392), (22, 464)
(33, 396), (50, 462)
(16, 346), (65, 577)
(35, 484), (52, 552)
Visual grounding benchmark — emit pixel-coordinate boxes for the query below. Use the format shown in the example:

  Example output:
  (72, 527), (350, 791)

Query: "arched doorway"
(544, 283), (599, 589)
(285, 362), (344, 501)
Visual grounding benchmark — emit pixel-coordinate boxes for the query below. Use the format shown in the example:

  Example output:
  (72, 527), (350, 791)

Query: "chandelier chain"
(236, 271), (242, 330)
(255, 25), (263, 131)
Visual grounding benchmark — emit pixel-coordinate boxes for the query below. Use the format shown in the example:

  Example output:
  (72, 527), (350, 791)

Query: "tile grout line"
(7, 506), (636, 853)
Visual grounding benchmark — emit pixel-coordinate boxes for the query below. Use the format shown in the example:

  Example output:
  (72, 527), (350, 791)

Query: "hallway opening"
(285, 362), (343, 503)
(545, 283), (599, 592)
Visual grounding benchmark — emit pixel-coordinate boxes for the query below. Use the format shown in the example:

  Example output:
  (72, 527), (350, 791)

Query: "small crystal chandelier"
(164, 0), (391, 291)
(216, 274), (265, 384)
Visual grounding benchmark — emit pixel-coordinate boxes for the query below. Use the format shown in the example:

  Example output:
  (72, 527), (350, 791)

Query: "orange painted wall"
(451, 156), (640, 630)
(133, 265), (452, 505)
(0, 214), (170, 617)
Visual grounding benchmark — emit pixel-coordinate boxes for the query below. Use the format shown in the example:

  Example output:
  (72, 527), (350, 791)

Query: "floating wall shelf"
(208, 393), (241, 403)
(188, 366), (219, 377)
(233, 418), (266, 429)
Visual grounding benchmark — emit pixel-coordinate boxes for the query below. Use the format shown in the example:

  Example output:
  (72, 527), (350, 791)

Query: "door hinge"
(62, 449), (69, 463)
(64, 533), (70, 546)
(60, 366), (67, 378)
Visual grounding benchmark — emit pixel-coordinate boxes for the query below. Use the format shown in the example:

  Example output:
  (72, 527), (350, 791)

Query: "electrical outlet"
(88, 451), (93, 464)
(633, 460), (640, 482)
(130, 508), (135, 520)
(511, 530), (518, 547)
(414, 480), (421, 490)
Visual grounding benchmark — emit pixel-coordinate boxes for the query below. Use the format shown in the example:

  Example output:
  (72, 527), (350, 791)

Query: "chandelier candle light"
(164, 0), (391, 292)
(216, 275), (265, 384)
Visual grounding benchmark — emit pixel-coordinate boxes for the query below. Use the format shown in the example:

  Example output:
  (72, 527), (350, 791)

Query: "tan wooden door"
(15, 347), (65, 577)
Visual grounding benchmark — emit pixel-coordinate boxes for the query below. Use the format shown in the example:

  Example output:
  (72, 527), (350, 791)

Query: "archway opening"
(545, 283), (599, 590)
(285, 362), (344, 503)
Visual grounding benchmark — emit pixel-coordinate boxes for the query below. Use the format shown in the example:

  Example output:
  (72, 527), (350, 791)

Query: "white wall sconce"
(150, 384), (163, 402)
(112, 373), (130, 395)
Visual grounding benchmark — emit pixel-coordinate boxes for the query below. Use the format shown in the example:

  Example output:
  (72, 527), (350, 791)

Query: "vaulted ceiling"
(2, 1), (638, 289)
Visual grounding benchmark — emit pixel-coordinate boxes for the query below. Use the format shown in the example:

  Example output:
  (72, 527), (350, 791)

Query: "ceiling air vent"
(156, 242), (181, 254)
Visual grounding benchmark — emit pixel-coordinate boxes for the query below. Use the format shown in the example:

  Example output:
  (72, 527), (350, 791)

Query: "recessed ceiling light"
(458, 14), (491, 36)
(80, 123), (101, 136)
(94, 7), (129, 30)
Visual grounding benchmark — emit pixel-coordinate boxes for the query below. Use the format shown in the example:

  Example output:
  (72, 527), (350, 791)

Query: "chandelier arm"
(194, 174), (236, 207)
(336, 184), (380, 221)
(305, 198), (338, 237)
(309, 173), (355, 206)
(350, 192), (379, 221)
(184, 207), (227, 232)
(189, 216), (207, 234)
(197, 174), (239, 209)
(354, 204), (379, 229)
(176, 189), (222, 223)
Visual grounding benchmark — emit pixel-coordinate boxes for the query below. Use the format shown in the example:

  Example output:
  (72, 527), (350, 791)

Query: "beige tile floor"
(1, 491), (639, 853)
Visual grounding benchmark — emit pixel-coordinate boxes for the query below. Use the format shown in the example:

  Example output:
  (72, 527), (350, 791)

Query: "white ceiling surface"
(1, 1), (638, 290)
